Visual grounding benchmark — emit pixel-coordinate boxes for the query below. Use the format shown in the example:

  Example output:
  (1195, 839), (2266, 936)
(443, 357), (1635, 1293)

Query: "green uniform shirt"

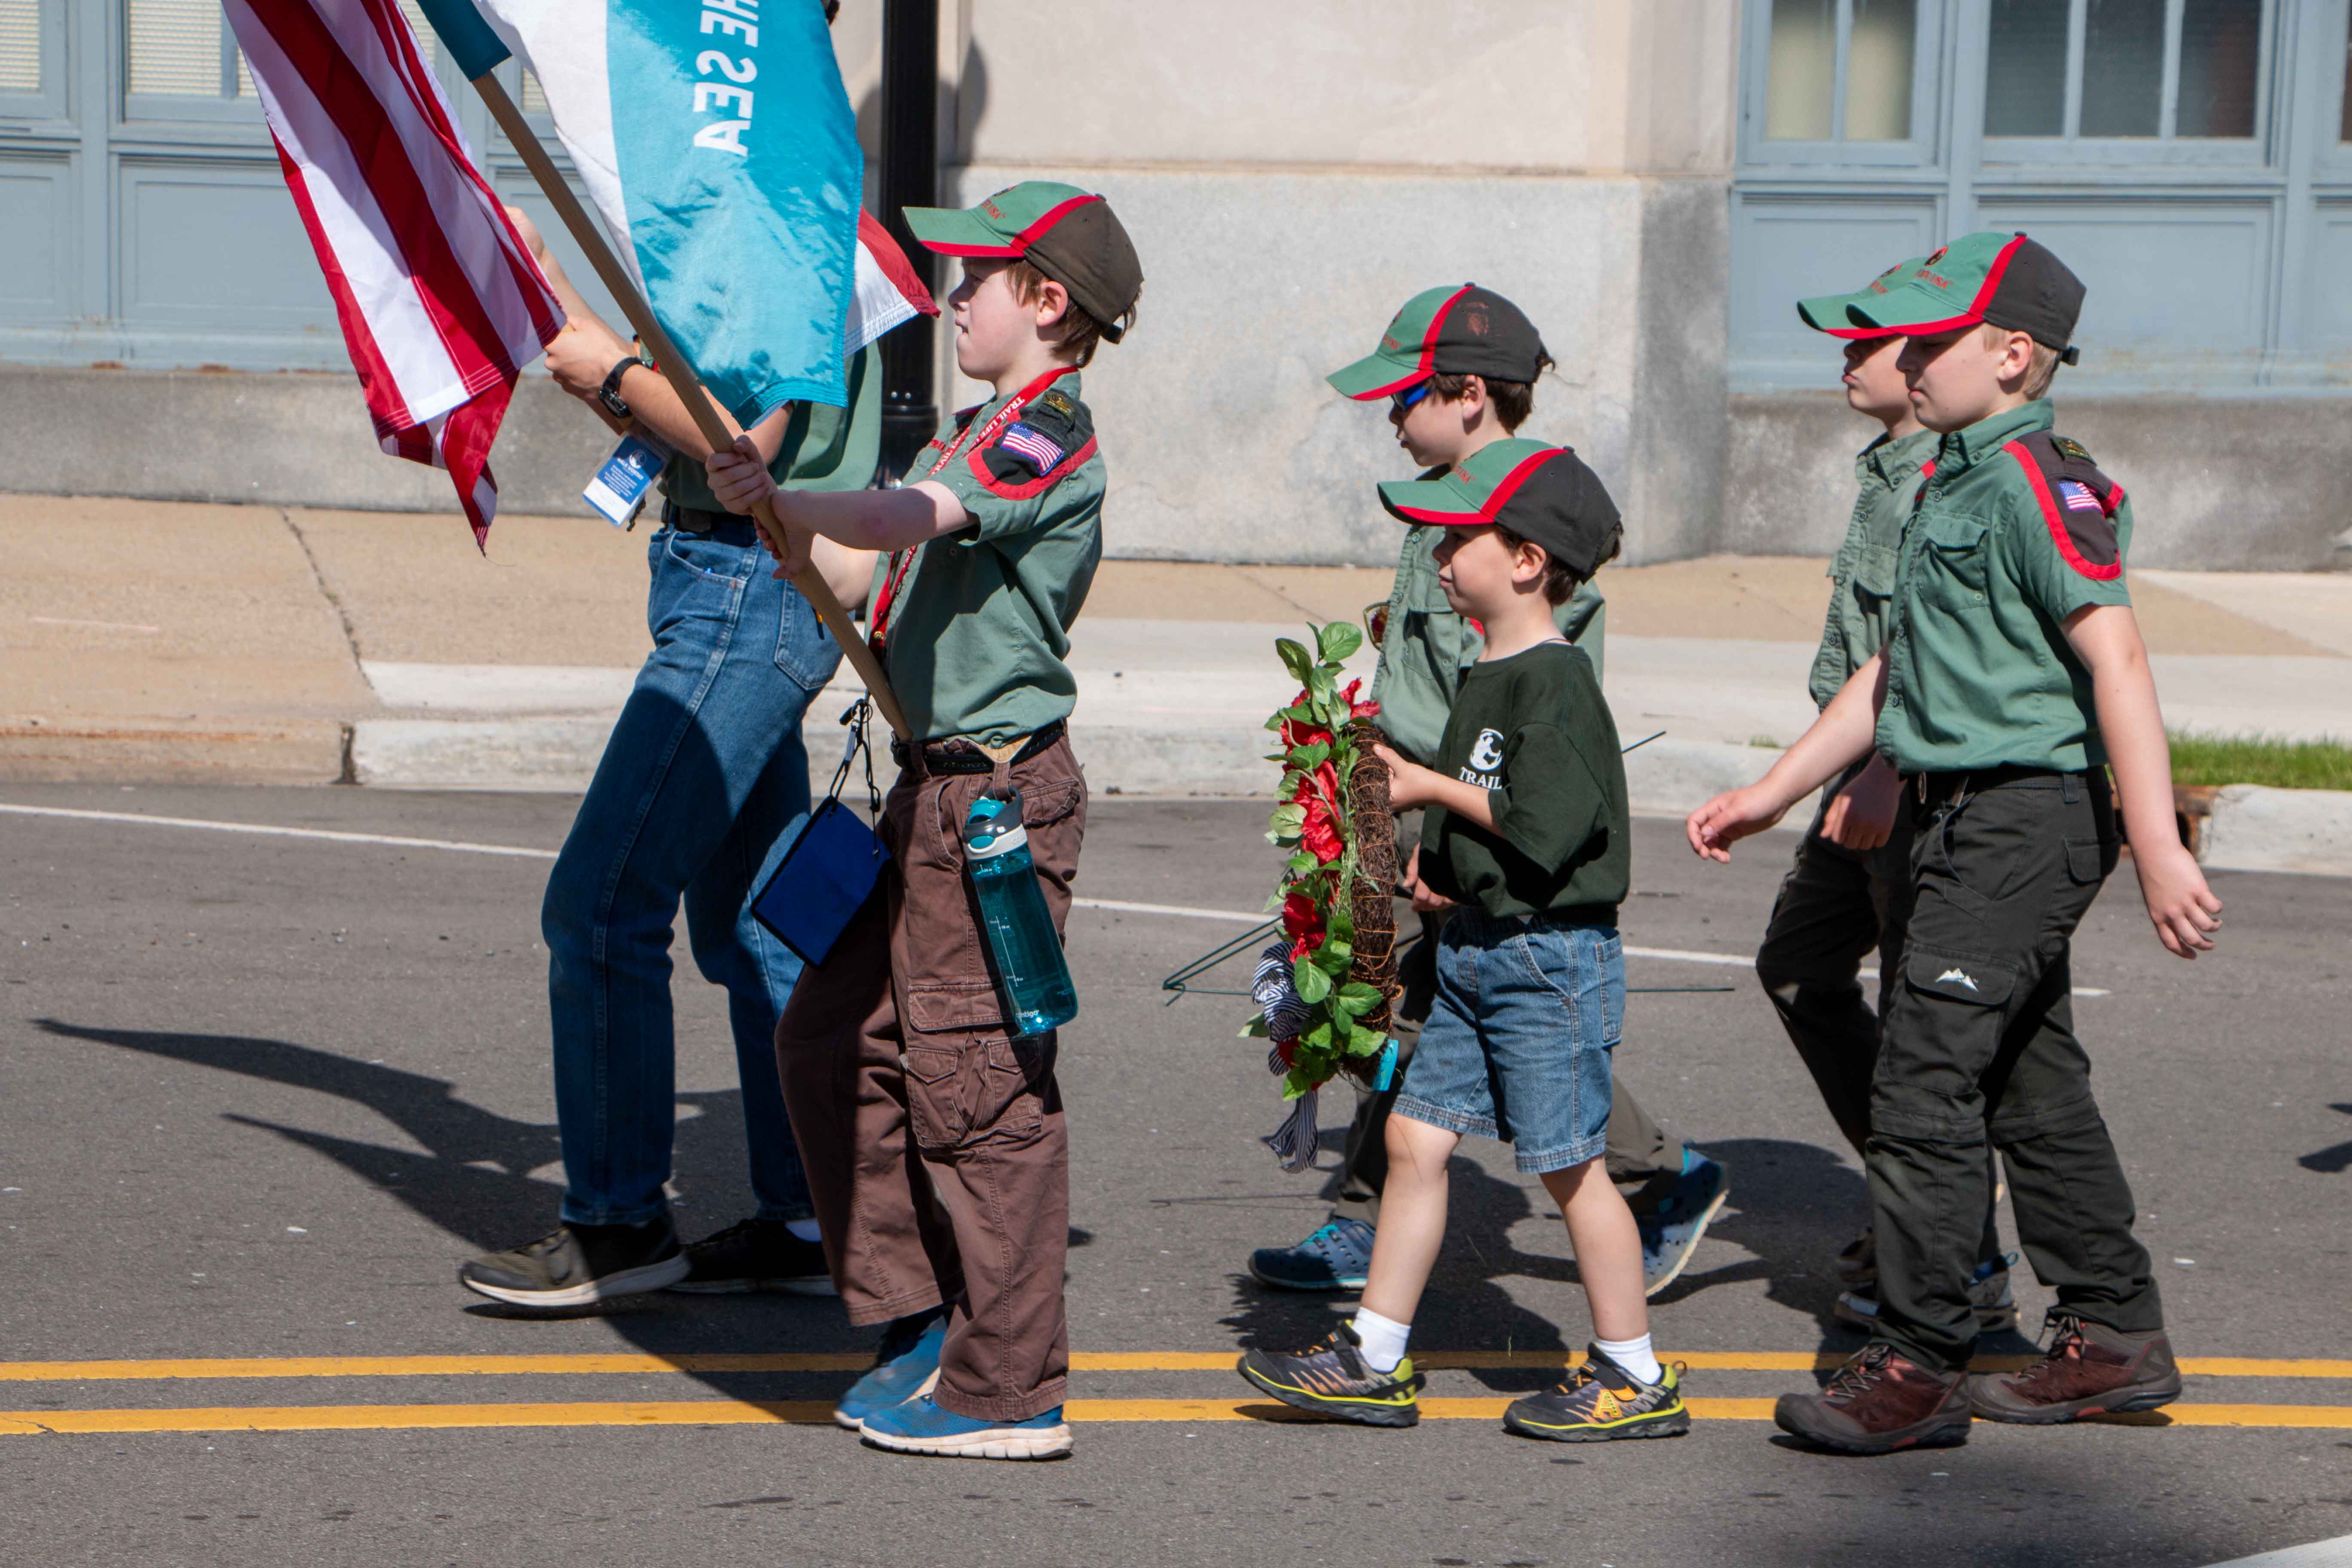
(1369, 487), (1606, 767)
(871, 366), (1103, 747)
(1808, 426), (1939, 710)
(1419, 641), (1629, 920)
(1877, 400), (2135, 775)
(659, 346), (881, 510)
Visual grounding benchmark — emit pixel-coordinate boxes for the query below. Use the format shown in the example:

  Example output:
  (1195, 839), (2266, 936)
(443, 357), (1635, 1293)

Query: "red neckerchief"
(868, 365), (1081, 656)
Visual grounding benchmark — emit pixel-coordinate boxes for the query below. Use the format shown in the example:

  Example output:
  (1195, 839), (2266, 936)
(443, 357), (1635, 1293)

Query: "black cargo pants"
(1866, 768), (2163, 1372)
(1754, 767), (2004, 1271)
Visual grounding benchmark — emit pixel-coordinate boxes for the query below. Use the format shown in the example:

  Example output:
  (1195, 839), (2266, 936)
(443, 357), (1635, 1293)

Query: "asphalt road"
(2, 784), (2348, 1568)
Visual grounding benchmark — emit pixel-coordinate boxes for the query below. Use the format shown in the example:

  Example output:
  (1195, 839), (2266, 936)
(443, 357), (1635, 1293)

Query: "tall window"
(1763, 0), (1921, 141)
(124, 0), (436, 107)
(1983, 0), (2266, 141)
(0, 0), (38, 95)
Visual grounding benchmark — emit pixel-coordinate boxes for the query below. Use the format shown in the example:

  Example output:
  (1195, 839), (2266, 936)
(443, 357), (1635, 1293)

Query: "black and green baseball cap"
(1797, 254), (1934, 339)
(1376, 439), (1622, 577)
(1843, 231), (2085, 358)
(903, 181), (1142, 342)
(1327, 284), (1548, 401)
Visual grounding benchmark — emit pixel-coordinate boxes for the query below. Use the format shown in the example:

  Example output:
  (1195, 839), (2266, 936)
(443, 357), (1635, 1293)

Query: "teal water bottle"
(963, 790), (1079, 1038)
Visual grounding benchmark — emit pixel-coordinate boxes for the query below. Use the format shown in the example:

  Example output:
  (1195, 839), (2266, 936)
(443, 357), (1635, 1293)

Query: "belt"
(893, 721), (1066, 776)
(666, 503), (737, 534)
(1911, 763), (2096, 805)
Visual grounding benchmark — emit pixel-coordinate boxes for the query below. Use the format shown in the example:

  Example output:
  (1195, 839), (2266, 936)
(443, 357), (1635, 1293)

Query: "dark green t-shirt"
(1418, 640), (1629, 920)
(658, 345), (881, 511)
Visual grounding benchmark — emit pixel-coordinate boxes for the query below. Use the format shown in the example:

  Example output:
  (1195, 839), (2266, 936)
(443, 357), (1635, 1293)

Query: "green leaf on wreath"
(1306, 664), (1336, 705)
(1276, 638), (1312, 686)
(1292, 958), (1332, 1005)
(1239, 1013), (1270, 1038)
(1314, 937), (1353, 974)
(1286, 851), (1317, 875)
(1318, 621), (1364, 663)
(1348, 1023), (1390, 1056)
(1289, 741), (1331, 770)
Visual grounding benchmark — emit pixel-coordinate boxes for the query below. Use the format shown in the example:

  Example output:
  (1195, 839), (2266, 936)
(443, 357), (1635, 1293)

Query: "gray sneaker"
(458, 1218), (686, 1308)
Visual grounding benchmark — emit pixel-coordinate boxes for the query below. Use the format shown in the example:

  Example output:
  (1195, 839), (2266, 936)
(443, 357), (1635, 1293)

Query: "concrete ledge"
(2200, 785), (2352, 877)
(0, 718), (347, 785)
(350, 717), (616, 793)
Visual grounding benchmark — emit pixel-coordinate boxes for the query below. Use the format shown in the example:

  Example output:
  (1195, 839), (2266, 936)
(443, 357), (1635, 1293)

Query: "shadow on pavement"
(2300, 1102), (2352, 1173)
(34, 1017), (866, 1396)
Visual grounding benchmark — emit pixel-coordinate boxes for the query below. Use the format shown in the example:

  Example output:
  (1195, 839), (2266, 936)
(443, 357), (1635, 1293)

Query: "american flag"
(1000, 422), (1066, 472)
(224, 0), (563, 545)
(2058, 478), (2104, 513)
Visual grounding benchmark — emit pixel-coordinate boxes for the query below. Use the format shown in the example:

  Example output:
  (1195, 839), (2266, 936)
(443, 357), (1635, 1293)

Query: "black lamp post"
(875, 0), (939, 484)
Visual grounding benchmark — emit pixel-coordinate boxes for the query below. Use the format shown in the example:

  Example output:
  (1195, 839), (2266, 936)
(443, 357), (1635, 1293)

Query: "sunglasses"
(1389, 381), (1431, 414)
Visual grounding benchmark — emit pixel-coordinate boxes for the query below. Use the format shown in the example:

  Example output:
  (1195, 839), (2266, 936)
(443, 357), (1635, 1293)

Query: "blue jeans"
(544, 515), (842, 1228)
(1394, 908), (1624, 1175)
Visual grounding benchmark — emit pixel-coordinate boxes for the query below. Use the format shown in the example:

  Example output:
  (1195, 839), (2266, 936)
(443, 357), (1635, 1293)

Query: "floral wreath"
(1242, 622), (1402, 1168)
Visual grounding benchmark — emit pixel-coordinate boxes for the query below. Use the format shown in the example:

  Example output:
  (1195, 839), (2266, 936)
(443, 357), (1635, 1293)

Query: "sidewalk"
(6, 498), (2348, 849)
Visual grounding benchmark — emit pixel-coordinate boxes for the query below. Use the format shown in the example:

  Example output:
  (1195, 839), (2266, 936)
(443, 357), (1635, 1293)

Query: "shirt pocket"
(1914, 513), (1993, 612)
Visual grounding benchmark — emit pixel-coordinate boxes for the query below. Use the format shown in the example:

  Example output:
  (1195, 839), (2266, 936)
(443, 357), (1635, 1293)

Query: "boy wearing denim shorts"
(1246, 284), (1727, 1302)
(1238, 440), (1689, 1442)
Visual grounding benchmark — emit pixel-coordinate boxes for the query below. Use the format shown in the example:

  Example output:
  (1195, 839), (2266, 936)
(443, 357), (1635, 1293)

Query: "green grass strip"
(2169, 732), (2352, 792)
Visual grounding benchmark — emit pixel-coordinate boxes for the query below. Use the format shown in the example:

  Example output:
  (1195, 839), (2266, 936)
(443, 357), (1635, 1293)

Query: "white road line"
(0, 804), (560, 860)
(0, 803), (2110, 996)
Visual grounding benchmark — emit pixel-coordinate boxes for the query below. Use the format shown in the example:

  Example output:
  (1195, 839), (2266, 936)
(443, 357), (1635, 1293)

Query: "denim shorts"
(1393, 908), (1624, 1174)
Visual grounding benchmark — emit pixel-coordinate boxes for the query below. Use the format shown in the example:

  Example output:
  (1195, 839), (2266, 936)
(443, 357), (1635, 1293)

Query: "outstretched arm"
(2065, 603), (2222, 958)
(1685, 654), (1886, 862)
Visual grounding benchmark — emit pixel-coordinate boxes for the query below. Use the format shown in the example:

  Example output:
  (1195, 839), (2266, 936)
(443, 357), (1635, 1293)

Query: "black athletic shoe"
(1503, 1347), (1691, 1442)
(458, 1218), (685, 1308)
(1235, 1323), (1422, 1427)
(669, 1218), (837, 1296)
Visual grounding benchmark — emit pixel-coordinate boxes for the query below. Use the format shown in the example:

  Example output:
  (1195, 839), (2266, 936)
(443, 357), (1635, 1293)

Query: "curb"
(2200, 784), (2352, 877)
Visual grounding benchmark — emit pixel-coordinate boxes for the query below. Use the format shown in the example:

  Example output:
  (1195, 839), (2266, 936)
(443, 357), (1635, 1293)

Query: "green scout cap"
(1327, 284), (1548, 401)
(1376, 438), (1622, 578)
(1844, 232), (2086, 362)
(1797, 254), (1933, 339)
(903, 181), (1142, 343)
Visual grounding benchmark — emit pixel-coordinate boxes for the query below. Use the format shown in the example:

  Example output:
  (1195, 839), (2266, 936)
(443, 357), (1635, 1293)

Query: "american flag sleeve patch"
(998, 422), (1067, 472)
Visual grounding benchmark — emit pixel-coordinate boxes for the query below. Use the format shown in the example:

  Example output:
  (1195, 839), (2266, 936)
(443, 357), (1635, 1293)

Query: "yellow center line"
(3, 1398), (2348, 1436)
(3, 1351), (2347, 1382)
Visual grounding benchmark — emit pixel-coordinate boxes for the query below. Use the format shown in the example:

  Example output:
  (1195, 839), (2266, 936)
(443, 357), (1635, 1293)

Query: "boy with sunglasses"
(1244, 285), (1729, 1302)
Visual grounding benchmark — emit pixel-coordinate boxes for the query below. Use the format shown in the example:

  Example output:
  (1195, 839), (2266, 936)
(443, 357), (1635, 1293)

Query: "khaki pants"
(772, 737), (1085, 1422)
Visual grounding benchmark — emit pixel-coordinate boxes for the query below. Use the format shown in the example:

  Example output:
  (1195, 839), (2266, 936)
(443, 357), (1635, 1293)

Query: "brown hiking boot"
(1774, 1342), (1972, 1455)
(1969, 1313), (2181, 1424)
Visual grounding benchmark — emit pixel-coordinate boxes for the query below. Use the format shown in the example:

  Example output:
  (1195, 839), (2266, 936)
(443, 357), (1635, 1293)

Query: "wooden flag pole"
(470, 72), (913, 742)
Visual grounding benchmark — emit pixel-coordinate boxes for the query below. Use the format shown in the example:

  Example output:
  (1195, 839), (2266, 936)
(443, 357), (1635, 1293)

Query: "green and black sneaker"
(1236, 1323), (1423, 1427)
(1503, 1346), (1690, 1442)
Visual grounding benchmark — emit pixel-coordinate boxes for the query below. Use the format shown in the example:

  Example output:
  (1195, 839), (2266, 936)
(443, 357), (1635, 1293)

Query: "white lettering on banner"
(692, 1), (758, 159)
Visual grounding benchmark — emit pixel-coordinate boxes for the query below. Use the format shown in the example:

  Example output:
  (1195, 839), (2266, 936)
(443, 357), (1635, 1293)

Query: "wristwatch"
(596, 357), (635, 420)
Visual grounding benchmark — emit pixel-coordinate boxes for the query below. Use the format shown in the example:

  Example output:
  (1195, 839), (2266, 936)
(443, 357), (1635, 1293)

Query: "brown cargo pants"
(772, 735), (1085, 1423)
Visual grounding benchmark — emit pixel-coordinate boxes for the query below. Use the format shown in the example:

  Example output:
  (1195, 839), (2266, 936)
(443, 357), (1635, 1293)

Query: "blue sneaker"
(858, 1394), (1072, 1460)
(1637, 1152), (1730, 1297)
(1249, 1217), (1375, 1292)
(832, 1311), (946, 1430)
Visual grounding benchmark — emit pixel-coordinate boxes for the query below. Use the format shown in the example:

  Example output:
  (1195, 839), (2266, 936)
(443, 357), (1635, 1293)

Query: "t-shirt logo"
(1468, 728), (1505, 773)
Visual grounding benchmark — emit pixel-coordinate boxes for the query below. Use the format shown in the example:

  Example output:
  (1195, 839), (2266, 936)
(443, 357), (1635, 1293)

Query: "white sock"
(784, 1218), (821, 1244)
(1593, 1332), (1662, 1385)
(1351, 1307), (1412, 1374)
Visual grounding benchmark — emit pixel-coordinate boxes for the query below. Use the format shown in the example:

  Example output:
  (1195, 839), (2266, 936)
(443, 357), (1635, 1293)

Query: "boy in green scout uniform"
(706, 181), (1143, 1463)
(1689, 232), (2222, 1456)
(1246, 284), (1729, 1300)
(1756, 257), (2017, 1335)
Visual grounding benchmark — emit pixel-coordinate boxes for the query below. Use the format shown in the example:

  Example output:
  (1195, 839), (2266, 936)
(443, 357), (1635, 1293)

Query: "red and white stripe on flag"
(224, 0), (562, 545)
